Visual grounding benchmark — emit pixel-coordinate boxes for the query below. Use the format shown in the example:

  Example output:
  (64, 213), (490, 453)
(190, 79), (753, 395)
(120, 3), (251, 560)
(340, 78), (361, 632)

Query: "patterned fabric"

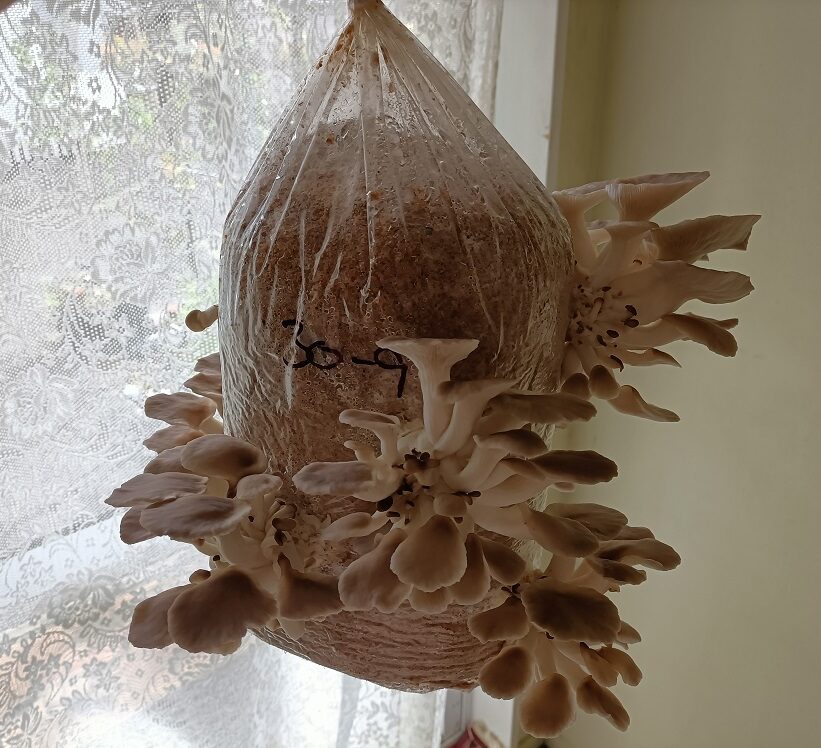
(0, 1), (501, 744)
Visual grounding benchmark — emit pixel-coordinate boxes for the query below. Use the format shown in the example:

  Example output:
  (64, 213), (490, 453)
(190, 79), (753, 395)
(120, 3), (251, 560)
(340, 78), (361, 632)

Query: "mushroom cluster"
(104, 169), (756, 741)
(293, 337), (623, 613)
(106, 308), (343, 652)
(554, 171), (758, 420)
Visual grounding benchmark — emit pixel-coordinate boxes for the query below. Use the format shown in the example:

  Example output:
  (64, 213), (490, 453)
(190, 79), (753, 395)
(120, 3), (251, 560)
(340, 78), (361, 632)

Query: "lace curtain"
(0, 1), (503, 745)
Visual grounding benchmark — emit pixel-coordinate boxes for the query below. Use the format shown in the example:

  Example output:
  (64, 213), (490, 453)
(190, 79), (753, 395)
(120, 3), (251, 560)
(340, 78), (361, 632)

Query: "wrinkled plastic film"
(219, 0), (573, 480)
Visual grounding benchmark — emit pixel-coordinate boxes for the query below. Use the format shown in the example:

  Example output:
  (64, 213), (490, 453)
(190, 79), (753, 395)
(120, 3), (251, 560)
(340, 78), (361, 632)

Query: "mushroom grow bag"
(219, 0), (573, 689)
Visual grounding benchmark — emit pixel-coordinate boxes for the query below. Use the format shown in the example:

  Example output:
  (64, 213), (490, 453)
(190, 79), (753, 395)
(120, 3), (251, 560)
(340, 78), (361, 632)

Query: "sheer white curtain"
(0, 1), (502, 745)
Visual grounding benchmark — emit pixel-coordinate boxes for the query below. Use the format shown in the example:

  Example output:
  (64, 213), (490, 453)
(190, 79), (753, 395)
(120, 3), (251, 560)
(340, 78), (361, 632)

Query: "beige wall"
(552, 2), (821, 747)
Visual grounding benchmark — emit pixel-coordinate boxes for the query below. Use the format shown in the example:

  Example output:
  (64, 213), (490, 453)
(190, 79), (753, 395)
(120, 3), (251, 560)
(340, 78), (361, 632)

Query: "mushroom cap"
(390, 515), (467, 592)
(143, 425), (204, 453)
(560, 373), (591, 400)
(376, 337), (479, 371)
(338, 530), (410, 613)
(518, 674), (576, 739)
(293, 460), (375, 497)
(120, 505), (157, 545)
(339, 409), (401, 428)
(520, 505), (600, 558)
(606, 171), (709, 221)
(138, 494), (251, 540)
(589, 365), (621, 400)
(610, 385), (680, 422)
(521, 579), (620, 643)
(194, 351), (221, 376)
(409, 586), (452, 614)
(185, 304), (219, 332)
(129, 585), (190, 649)
(575, 677), (630, 731)
(616, 620), (642, 646)
(651, 213), (760, 263)
(181, 434), (267, 482)
(579, 642), (620, 687)
(547, 502), (628, 540)
(277, 557), (343, 620)
(322, 511), (389, 541)
(438, 378), (514, 404)
(448, 533), (491, 605)
(105, 472), (207, 508)
(478, 646), (535, 699)
(467, 596), (530, 643)
(184, 371), (223, 409)
(587, 558), (648, 586)
(167, 568), (277, 653)
(491, 391), (596, 426)
(478, 537), (526, 584)
(474, 429), (548, 459)
(597, 538), (681, 571)
(145, 392), (216, 428)
(533, 450), (618, 485)
(235, 473), (283, 500)
(144, 445), (191, 475)
(597, 646), (642, 686)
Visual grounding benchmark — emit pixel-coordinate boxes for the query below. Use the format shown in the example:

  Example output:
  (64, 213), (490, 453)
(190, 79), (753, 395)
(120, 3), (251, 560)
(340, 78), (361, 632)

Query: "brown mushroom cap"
(575, 676), (630, 731)
(474, 429), (548, 459)
(448, 533), (491, 605)
(129, 585), (190, 649)
(390, 515), (467, 592)
(293, 460), (376, 497)
(468, 596), (530, 643)
(181, 434), (267, 482)
(489, 391), (596, 426)
(338, 530), (410, 613)
(547, 502), (628, 540)
(277, 557), (344, 620)
(533, 450), (618, 485)
(139, 494), (251, 540)
(598, 538), (681, 571)
(520, 505), (599, 557)
(610, 385), (680, 422)
(597, 646), (642, 686)
(580, 643), (619, 687)
(587, 558), (648, 586)
(478, 645), (534, 699)
(105, 472), (207, 508)
(409, 586), (452, 614)
(185, 304), (219, 332)
(145, 392), (216, 428)
(518, 674), (576, 739)
(521, 579), (620, 643)
(167, 568), (277, 653)
(478, 537), (526, 584)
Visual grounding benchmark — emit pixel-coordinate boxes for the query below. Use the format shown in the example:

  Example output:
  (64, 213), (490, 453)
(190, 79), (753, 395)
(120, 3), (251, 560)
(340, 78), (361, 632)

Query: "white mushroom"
(105, 472), (207, 508)
(145, 392), (216, 428)
(181, 434), (268, 483)
(143, 425), (204, 453)
(377, 337), (478, 442)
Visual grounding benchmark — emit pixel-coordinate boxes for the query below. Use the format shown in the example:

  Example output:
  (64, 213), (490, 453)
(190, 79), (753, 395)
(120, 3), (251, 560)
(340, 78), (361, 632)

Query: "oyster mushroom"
(185, 304), (219, 332)
(145, 392), (216, 429)
(181, 434), (268, 484)
(338, 530), (411, 613)
(390, 515), (467, 592)
(468, 596), (530, 643)
(575, 676), (630, 731)
(377, 337), (479, 442)
(277, 557), (343, 620)
(519, 505), (599, 558)
(105, 472), (207, 508)
(143, 425), (204, 453)
(129, 585), (190, 649)
(478, 645), (535, 699)
(138, 494), (251, 540)
(167, 568), (277, 653)
(448, 534), (491, 605)
(518, 674), (576, 739)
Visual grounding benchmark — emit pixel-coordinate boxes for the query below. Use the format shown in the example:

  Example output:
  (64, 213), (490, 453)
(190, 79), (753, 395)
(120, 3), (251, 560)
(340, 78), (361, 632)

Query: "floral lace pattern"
(0, 1), (498, 744)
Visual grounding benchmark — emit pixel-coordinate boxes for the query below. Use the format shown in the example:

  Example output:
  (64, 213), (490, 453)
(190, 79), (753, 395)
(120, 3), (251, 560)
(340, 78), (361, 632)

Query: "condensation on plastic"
(218, 0), (573, 691)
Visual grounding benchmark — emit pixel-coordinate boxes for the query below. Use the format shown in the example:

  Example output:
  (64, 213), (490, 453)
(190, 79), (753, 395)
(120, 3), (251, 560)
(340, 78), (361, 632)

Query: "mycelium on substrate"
(107, 177), (755, 740)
